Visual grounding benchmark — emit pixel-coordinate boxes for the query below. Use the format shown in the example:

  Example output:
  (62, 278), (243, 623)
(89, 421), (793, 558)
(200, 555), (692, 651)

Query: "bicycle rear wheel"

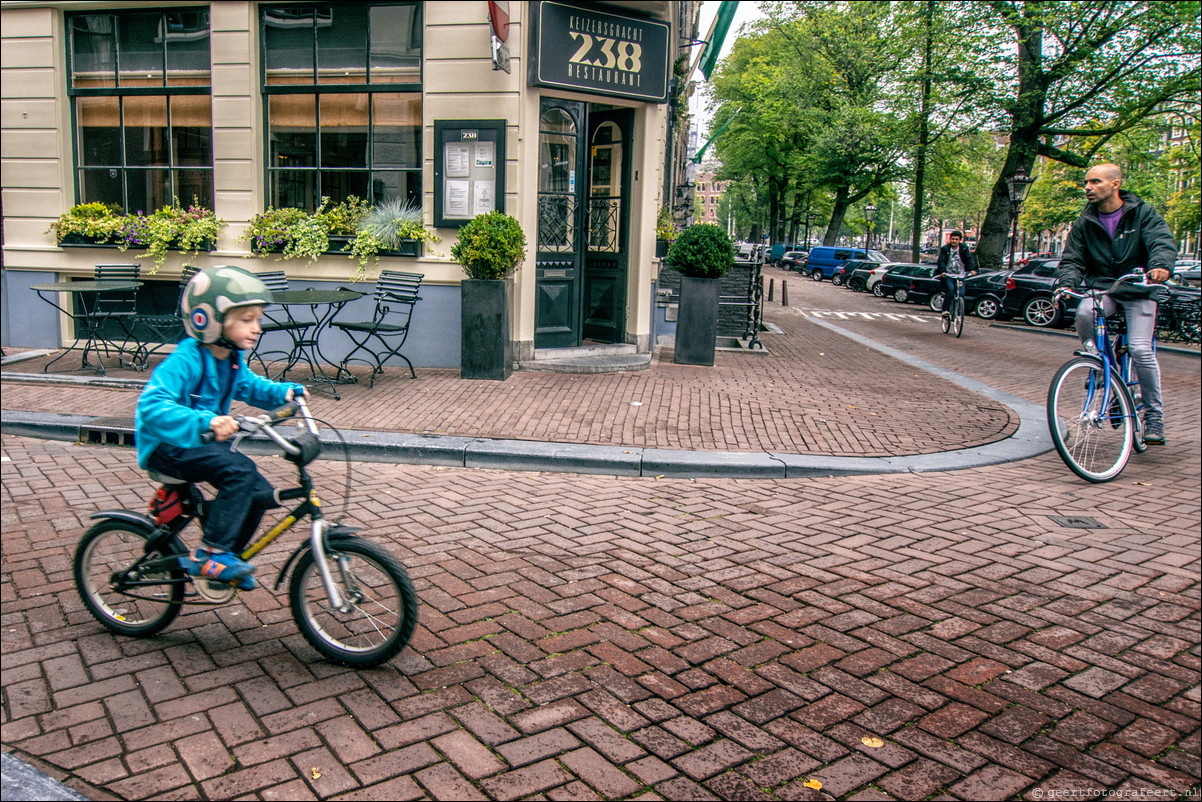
(290, 538), (418, 668)
(953, 297), (964, 337)
(1047, 358), (1135, 482)
(74, 520), (185, 637)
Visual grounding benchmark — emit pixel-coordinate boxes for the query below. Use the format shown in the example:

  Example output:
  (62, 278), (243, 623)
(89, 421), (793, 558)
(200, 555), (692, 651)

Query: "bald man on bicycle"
(1055, 163), (1177, 444)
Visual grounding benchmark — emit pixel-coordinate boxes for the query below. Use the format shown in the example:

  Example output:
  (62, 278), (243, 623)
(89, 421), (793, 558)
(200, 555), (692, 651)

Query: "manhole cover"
(1048, 515), (1106, 529)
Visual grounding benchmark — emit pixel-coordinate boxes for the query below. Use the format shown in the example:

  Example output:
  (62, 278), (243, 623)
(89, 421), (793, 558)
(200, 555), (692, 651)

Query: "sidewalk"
(1, 277), (1041, 478)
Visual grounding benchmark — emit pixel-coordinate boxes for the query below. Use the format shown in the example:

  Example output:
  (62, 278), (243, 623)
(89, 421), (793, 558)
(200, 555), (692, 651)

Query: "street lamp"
(863, 203), (878, 255)
(804, 213), (816, 248)
(1006, 168), (1035, 271)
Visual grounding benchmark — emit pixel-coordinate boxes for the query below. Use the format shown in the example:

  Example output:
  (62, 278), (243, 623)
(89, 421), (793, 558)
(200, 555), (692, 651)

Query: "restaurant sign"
(529, 1), (669, 103)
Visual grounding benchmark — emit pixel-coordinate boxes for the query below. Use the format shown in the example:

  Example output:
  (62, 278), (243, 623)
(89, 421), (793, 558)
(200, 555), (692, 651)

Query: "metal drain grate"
(79, 416), (136, 447)
(1048, 515), (1106, 529)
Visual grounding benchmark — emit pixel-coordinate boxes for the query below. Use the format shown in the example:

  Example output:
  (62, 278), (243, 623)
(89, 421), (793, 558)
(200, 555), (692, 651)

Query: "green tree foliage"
(968, 0), (1200, 269)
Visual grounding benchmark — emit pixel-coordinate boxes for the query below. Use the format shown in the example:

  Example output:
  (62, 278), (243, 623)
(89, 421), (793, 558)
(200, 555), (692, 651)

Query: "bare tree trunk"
(825, 185), (850, 245)
(911, 0), (935, 263)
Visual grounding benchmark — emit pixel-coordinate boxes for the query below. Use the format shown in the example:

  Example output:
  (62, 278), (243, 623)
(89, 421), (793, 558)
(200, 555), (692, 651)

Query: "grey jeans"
(1074, 293), (1162, 418)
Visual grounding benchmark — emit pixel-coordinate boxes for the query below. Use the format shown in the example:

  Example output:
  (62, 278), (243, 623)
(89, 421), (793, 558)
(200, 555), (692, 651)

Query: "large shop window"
(67, 11), (213, 212)
(261, 3), (422, 212)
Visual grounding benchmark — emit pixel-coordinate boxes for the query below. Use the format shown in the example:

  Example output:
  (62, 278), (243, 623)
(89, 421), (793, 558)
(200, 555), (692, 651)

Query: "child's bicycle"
(1046, 269), (1159, 483)
(73, 398), (418, 668)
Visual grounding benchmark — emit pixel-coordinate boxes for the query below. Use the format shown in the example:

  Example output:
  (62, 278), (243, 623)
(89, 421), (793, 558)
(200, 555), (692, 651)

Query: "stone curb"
(2, 316), (1055, 478)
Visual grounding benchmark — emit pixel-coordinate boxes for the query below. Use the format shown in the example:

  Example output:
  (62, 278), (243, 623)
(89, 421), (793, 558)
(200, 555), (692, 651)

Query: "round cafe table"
(264, 288), (363, 399)
(31, 279), (144, 375)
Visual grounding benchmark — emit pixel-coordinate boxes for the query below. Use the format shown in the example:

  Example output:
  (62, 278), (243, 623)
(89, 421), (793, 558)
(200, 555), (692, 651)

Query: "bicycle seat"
(147, 469), (189, 486)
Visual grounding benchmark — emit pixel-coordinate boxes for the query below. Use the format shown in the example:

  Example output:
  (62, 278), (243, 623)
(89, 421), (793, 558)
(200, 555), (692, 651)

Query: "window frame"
(65, 9), (214, 211)
(258, 1), (424, 213)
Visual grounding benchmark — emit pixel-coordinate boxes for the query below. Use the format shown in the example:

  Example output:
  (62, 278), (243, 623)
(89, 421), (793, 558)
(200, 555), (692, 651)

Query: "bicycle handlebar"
(1056, 268), (1155, 301)
(200, 397), (319, 454)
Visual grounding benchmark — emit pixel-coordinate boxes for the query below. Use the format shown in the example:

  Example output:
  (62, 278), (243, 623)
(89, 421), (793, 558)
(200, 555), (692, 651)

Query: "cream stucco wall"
(2, 1), (682, 357)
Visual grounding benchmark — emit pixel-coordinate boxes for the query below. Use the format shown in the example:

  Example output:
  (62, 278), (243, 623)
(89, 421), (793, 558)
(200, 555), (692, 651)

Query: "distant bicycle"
(940, 276), (966, 338)
(1046, 270), (1158, 483)
(74, 398), (418, 667)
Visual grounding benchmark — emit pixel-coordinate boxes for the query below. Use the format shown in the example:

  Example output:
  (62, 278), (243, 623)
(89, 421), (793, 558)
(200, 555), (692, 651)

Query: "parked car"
(804, 246), (888, 281)
(1016, 251), (1056, 267)
(1000, 258), (1071, 328)
(836, 259), (877, 288)
(962, 270), (1011, 319)
(879, 264), (940, 307)
(1172, 262), (1200, 288)
(780, 250), (808, 271)
(866, 262), (909, 296)
(768, 243), (800, 267)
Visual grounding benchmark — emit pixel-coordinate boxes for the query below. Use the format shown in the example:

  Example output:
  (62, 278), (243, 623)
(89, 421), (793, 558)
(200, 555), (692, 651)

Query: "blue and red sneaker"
(189, 547), (257, 590)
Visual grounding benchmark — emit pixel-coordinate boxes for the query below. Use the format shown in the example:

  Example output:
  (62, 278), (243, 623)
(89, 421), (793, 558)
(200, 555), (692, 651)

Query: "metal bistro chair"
(332, 271), (423, 387)
(130, 265), (198, 368)
(91, 263), (142, 368)
(253, 270), (311, 379)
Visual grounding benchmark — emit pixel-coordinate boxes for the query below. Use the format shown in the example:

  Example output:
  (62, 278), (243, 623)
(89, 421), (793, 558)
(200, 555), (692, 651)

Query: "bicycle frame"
(1079, 293), (1148, 428)
(96, 399), (351, 612)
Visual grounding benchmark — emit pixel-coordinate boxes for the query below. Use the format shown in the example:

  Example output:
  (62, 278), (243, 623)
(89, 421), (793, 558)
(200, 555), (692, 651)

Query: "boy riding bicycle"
(1054, 163), (1176, 444)
(135, 265), (307, 589)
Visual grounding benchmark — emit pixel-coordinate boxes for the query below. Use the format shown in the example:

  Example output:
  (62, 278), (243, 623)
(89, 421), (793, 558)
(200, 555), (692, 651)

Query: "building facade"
(1, 1), (701, 368)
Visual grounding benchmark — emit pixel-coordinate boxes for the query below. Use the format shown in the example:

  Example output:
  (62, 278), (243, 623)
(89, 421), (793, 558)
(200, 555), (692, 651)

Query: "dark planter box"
(328, 235), (422, 258)
(58, 233), (216, 252)
(461, 278), (513, 380)
(675, 275), (720, 366)
(655, 239), (670, 258)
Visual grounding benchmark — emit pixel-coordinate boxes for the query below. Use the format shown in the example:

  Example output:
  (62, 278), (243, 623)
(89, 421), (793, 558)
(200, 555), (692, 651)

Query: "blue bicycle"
(1046, 270), (1157, 482)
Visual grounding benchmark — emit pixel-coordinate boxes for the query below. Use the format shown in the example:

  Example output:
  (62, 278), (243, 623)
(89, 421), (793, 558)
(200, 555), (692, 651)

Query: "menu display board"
(434, 120), (507, 228)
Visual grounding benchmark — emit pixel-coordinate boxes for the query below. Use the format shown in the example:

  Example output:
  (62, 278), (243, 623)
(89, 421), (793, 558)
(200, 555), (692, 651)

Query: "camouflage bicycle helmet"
(181, 265), (273, 345)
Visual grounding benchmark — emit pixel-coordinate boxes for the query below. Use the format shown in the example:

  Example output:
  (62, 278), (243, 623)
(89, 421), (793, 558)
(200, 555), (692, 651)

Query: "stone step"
(521, 344), (650, 373)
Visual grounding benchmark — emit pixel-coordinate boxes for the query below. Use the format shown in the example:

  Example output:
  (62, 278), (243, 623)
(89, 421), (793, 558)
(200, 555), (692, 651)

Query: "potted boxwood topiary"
(451, 211), (527, 380)
(666, 222), (734, 365)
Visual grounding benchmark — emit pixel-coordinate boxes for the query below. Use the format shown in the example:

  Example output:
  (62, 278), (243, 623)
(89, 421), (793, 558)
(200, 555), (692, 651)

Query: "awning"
(694, 1), (738, 80)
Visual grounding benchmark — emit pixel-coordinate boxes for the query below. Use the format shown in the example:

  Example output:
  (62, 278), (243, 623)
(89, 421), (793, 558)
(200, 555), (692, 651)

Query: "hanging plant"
(47, 202), (126, 243)
(116, 198), (223, 273)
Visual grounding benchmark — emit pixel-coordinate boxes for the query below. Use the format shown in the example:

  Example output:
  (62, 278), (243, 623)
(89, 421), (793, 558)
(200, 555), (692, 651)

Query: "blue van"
(803, 246), (888, 280)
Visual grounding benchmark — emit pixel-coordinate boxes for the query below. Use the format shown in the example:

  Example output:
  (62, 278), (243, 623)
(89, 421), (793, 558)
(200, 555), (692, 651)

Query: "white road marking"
(801, 309), (929, 323)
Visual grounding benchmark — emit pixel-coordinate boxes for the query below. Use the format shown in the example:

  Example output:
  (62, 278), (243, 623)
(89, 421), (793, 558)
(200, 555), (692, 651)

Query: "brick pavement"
(2, 271), (1198, 800)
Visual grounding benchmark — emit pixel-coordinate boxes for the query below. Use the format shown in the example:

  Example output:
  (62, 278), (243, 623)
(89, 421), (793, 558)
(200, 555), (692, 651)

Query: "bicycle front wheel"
(953, 297), (964, 338)
(1047, 358), (1135, 483)
(74, 520), (185, 637)
(290, 538), (418, 668)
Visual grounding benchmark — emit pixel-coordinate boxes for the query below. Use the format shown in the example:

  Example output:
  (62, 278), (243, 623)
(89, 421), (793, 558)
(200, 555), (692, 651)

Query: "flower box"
(58, 233), (216, 252)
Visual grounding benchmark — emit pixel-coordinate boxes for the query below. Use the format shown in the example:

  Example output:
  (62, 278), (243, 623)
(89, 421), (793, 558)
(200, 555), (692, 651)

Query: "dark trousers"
(147, 442), (278, 553)
(941, 276), (963, 312)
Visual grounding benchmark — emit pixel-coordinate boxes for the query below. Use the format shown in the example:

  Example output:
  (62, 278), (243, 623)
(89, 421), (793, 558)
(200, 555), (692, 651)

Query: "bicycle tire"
(940, 309), (951, 334)
(74, 520), (185, 637)
(953, 297), (964, 338)
(1047, 358), (1135, 483)
(289, 538), (418, 668)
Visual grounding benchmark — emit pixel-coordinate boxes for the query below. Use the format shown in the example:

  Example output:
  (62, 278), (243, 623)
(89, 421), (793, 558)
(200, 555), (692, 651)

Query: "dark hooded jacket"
(1056, 189), (1177, 299)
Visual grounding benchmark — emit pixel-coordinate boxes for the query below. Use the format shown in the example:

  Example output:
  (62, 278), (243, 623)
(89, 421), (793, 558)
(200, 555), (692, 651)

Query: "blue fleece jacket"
(135, 338), (298, 468)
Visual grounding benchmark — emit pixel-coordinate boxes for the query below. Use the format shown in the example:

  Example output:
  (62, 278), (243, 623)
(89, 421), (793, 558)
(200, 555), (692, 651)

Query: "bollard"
(767, 277), (774, 302)
(781, 280), (788, 307)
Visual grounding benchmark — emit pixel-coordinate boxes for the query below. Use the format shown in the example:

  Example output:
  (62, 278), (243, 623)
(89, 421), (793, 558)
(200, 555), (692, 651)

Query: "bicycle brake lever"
(229, 429), (252, 453)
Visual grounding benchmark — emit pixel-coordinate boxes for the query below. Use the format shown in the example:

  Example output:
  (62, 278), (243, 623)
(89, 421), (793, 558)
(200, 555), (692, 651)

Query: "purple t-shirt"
(1098, 205), (1124, 240)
